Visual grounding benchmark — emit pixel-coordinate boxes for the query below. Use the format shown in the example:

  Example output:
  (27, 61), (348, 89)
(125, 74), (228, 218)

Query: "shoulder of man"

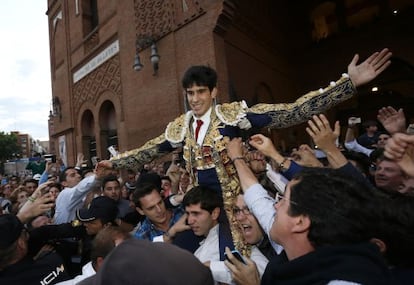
(215, 101), (249, 126)
(165, 112), (192, 143)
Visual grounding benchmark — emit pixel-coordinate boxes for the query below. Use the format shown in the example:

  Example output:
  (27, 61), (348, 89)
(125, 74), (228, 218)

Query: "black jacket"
(261, 243), (392, 285)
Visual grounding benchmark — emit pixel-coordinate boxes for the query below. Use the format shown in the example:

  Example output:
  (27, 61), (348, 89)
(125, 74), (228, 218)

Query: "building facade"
(46, 0), (414, 166)
(11, 131), (45, 158)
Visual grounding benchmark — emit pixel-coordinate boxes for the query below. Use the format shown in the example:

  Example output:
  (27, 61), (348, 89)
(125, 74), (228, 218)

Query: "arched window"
(99, 101), (118, 159)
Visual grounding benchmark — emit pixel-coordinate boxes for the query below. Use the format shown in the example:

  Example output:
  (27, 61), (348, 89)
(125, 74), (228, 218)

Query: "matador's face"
(185, 84), (217, 117)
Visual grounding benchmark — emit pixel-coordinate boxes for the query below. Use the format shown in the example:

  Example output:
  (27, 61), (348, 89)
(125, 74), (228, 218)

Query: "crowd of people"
(1, 47), (414, 284)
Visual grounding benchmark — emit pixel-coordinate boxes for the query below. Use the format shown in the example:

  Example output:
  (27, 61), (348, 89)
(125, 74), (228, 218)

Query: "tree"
(0, 132), (21, 162)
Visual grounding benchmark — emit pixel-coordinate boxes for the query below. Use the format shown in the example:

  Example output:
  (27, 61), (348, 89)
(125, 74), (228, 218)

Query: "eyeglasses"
(233, 206), (251, 216)
(275, 192), (284, 204)
(274, 192), (298, 206)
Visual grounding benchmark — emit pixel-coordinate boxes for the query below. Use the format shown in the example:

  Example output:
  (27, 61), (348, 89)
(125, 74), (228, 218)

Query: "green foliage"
(0, 132), (21, 162)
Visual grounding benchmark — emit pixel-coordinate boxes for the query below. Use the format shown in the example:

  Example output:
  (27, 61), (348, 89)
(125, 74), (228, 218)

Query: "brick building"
(11, 131), (45, 158)
(46, 0), (414, 166)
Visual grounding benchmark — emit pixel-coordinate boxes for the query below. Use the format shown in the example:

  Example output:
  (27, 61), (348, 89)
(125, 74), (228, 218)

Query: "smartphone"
(224, 249), (246, 265)
(44, 154), (56, 163)
(108, 146), (119, 157)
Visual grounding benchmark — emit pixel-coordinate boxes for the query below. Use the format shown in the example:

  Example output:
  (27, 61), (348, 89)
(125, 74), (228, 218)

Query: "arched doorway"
(99, 100), (118, 159)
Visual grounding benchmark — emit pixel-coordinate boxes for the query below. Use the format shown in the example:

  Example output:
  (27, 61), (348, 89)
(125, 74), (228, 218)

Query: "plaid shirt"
(134, 207), (184, 241)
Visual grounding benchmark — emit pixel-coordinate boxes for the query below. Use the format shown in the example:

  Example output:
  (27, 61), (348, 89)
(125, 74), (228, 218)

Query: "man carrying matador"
(99, 48), (392, 256)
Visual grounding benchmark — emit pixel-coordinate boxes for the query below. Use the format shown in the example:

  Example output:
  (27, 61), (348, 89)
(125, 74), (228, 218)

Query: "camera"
(348, 117), (361, 125)
(44, 154), (56, 163)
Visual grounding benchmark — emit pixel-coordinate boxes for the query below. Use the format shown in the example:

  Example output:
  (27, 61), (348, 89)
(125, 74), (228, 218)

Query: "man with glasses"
(180, 186), (268, 284)
(234, 194), (276, 261)
(99, 49), (392, 254)
(226, 136), (392, 285)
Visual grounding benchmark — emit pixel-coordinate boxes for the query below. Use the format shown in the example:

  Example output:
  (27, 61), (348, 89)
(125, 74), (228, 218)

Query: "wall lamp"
(133, 36), (160, 76)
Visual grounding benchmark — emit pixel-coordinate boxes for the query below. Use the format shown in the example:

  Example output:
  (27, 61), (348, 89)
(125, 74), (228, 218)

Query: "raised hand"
(18, 191), (55, 223)
(377, 106), (406, 135)
(76, 152), (86, 168)
(306, 114), (348, 168)
(97, 160), (113, 169)
(226, 137), (245, 161)
(306, 114), (340, 153)
(95, 161), (114, 179)
(348, 48), (392, 87)
(292, 144), (323, 167)
(384, 132), (414, 177)
(248, 134), (278, 158)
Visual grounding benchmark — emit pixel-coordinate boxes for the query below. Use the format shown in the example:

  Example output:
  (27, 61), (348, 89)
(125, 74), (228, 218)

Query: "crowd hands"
(222, 107), (414, 285)
(3, 47), (414, 285)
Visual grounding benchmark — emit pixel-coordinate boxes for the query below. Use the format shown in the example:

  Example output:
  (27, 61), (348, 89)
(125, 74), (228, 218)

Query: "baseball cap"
(76, 196), (118, 223)
(33, 174), (42, 181)
(0, 198), (12, 214)
(79, 239), (213, 285)
(0, 214), (24, 249)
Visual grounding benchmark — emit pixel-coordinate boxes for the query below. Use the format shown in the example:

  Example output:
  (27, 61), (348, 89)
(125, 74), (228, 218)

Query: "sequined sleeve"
(110, 133), (169, 170)
(248, 74), (356, 128)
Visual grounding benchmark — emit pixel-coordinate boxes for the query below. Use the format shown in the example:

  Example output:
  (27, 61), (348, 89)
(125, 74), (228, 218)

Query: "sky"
(0, 1), (51, 141)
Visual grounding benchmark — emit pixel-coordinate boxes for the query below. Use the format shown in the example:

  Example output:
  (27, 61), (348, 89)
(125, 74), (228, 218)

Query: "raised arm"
(227, 138), (259, 190)
(246, 49), (392, 129)
(100, 133), (173, 170)
(306, 114), (348, 168)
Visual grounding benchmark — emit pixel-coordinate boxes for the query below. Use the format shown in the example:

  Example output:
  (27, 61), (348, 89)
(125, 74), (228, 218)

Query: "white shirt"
(344, 139), (374, 157)
(192, 108), (212, 145)
(244, 183), (284, 254)
(194, 224), (269, 284)
(54, 175), (97, 224)
(55, 261), (95, 285)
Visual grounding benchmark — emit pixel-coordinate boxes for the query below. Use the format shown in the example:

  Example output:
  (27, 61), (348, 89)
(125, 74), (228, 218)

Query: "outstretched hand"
(348, 48), (392, 87)
(95, 161), (114, 179)
(18, 192), (55, 223)
(306, 114), (340, 152)
(248, 134), (278, 158)
(377, 106), (406, 135)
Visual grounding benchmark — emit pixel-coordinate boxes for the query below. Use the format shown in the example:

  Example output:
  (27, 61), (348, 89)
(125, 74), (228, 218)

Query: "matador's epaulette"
(165, 112), (192, 144)
(215, 101), (252, 129)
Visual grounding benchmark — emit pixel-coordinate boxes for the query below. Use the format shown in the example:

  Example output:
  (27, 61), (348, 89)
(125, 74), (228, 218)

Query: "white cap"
(33, 174), (42, 181)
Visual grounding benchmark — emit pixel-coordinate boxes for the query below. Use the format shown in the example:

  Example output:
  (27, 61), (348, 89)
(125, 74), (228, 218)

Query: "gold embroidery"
(165, 112), (192, 143)
(249, 76), (356, 128)
(215, 101), (248, 126)
(110, 133), (166, 170)
(182, 110), (249, 255)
